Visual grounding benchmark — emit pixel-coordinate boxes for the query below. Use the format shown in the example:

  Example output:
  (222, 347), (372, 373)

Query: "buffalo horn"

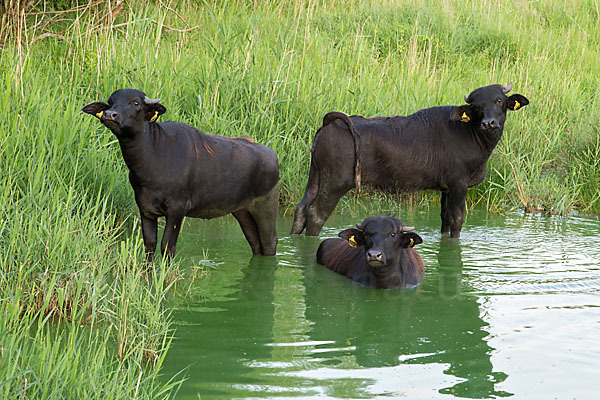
(502, 81), (513, 94)
(356, 223), (364, 230)
(464, 94), (470, 103)
(402, 226), (415, 232)
(144, 96), (160, 105)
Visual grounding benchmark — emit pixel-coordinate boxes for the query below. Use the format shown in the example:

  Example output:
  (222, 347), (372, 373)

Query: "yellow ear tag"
(348, 235), (357, 248)
(95, 111), (103, 119)
(150, 111), (159, 122)
(409, 238), (415, 248)
(461, 112), (470, 123)
(513, 100), (520, 110)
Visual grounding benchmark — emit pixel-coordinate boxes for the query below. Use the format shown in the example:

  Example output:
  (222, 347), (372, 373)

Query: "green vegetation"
(1, 0), (599, 397)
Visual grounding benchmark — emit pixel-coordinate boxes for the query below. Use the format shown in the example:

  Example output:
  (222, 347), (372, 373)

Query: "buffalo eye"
(496, 98), (502, 104)
(133, 101), (140, 106)
(390, 232), (396, 238)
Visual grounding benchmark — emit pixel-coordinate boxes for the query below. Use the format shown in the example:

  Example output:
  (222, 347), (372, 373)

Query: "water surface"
(163, 207), (600, 399)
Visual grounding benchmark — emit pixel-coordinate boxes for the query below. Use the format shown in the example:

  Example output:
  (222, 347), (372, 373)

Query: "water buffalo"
(83, 89), (279, 260)
(291, 83), (529, 238)
(316, 216), (424, 289)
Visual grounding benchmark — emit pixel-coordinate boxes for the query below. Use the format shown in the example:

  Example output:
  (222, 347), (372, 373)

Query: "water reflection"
(433, 238), (510, 398)
(164, 220), (509, 399)
(162, 209), (600, 399)
(300, 237), (510, 398)
(165, 255), (277, 399)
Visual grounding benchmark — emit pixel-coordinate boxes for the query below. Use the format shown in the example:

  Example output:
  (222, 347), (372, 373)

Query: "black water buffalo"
(83, 89), (279, 260)
(291, 83), (529, 238)
(316, 216), (424, 289)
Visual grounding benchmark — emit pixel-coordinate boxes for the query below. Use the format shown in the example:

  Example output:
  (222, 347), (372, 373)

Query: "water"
(162, 206), (600, 399)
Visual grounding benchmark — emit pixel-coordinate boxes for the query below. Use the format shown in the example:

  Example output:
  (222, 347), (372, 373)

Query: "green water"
(162, 207), (600, 399)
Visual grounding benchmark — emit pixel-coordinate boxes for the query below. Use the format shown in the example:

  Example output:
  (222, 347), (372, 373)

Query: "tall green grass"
(8, 0), (595, 211)
(1, 22), (185, 395)
(24, 0), (594, 213)
(1, 0), (600, 397)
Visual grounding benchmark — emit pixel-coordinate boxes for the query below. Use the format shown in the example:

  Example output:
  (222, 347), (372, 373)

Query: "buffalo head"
(338, 216), (423, 268)
(82, 89), (167, 136)
(450, 83), (529, 131)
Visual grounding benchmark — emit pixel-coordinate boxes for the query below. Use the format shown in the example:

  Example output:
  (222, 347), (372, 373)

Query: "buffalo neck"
(370, 259), (405, 287)
(114, 122), (158, 175)
(470, 125), (503, 159)
(370, 251), (421, 288)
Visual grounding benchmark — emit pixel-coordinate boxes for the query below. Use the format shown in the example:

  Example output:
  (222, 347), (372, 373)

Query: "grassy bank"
(1, 0), (600, 397)
(6, 0), (598, 210)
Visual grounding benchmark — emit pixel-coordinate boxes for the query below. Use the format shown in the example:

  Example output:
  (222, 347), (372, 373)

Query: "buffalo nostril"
(103, 111), (118, 120)
(482, 120), (497, 130)
(367, 250), (382, 260)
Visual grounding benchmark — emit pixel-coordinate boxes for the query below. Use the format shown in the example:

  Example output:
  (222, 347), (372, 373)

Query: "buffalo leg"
(440, 191), (450, 234)
(249, 183), (279, 256)
(290, 160), (319, 235)
(305, 183), (351, 236)
(447, 186), (468, 238)
(233, 210), (263, 255)
(140, 213), (158, 262)
(160, 213), (184, 260)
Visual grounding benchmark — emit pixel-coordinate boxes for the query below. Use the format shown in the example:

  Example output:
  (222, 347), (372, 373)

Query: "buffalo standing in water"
(317, 216), (424, 289)
(83, 89), (279, 260)
(291, 83), (529, 238)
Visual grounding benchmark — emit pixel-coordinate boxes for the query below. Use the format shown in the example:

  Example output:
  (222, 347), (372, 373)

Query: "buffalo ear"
(506, 94), (529, 111)
(338, 228), (365, 248)
(145, 103), (167, 122)
(449, 105), (473, 123)
(82, 102), (110, 119)
(400, 232), (423, 248)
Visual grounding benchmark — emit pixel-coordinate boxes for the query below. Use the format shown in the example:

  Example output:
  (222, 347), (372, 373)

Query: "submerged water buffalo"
(83, 89), (279, 260)
(291, 83), (529, 238)
(317, 216), (424, 289)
